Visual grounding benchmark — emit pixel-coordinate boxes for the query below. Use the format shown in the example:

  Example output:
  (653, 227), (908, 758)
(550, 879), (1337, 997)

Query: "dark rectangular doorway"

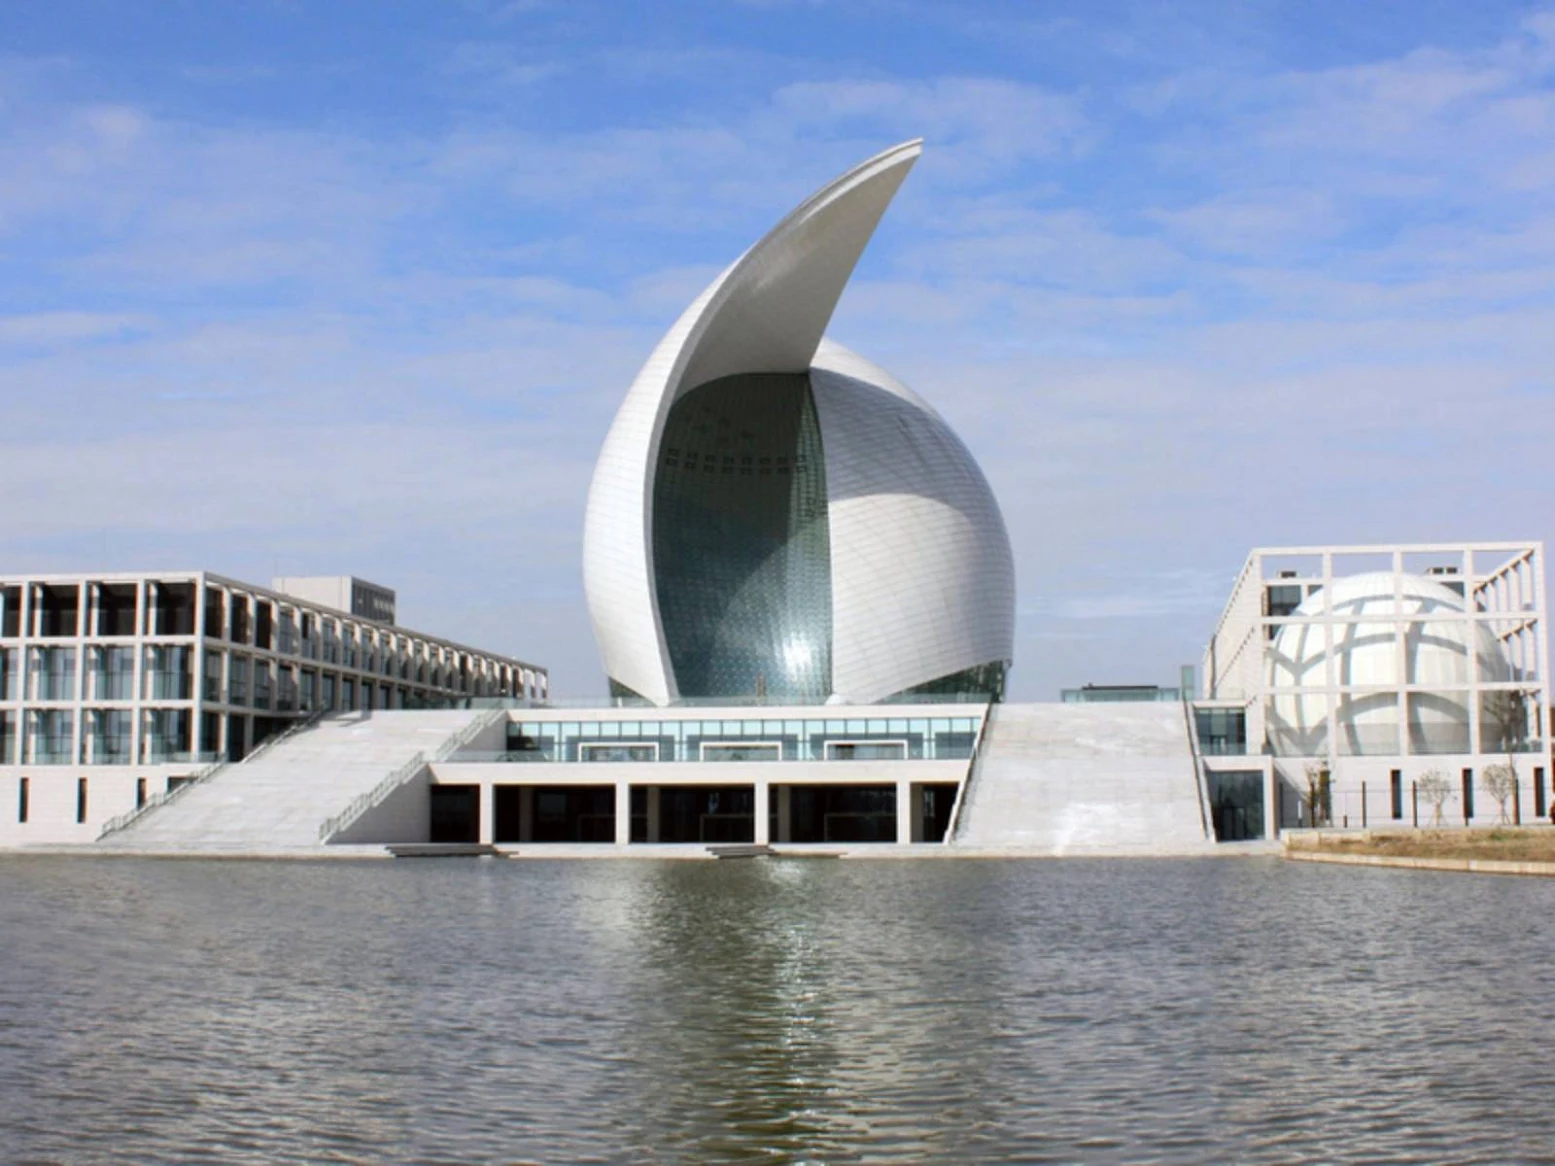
(656, 786), (754, 843)
(919, 783), (960, 842)
(430, 784), (480, 843)
(784, 785), (896, 843)
(1207, 771), (1264, 842)
(493, 785), (615, 843)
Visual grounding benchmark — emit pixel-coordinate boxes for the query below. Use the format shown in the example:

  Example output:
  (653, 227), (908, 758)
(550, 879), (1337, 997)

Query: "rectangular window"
(1536, 767), (1547, 821)
(825, 740), (908, 761)
(33, 647), (77, 701)
(37, 584), (80, 638)
(141, 646), (193, 701)
(1390, 770), (1403, 820)
(88, 709), (133, 764)
(226, 715), (247, 763)
(252, 660), (272, 711)
(76, 777), (87, 824)
(579, 742), (659, 763)
(276, 666), (298, 712)
(97, 583), (138, 637)
(143, 709), (191, 763)
(29, 710), (74, 764)
(0, 647), (16, 700)
(342, 678), (355, 710)
(254, 602), (274, 651)
(153, 582), (196, 635)
(136, 777), (147, 808)
(277, 609), (298, 655)
(228, 656), (249, 706)
(300, 670), (316, 710)
(1, 586), (20, 638)
(321, 673), (336, 709)
(201, 712), (221, 760)
(93, 646), (136, 700)
(229, 595), (250, 644)
(1462, 768), (1475, 822)
(699, 741), (781, 762)
(0, 711), (14, 765)
(17, 777), (27, 823)
(203, 586), (225, 640)
(204, 650), (224, 701)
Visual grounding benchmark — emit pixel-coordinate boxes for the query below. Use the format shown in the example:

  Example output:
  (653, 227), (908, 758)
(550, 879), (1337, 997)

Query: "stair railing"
(98, 709), (327, 840)
(1181, 695), (1213, 840)
(943, 700), (997, 845)
(318, 707), (508, 843)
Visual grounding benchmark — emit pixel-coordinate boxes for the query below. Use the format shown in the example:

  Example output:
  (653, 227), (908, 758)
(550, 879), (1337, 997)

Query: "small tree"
(1482, 763), (1518, 824)
(1482, 688), (1532, 824)
(1417, 768), (1454, 827)
(1304, 762), (1332, 827)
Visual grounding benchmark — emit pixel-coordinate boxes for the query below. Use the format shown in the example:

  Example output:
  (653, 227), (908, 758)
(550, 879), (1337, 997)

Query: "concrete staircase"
(952, 703), (1213, 855)
(98, 709), (490, 853)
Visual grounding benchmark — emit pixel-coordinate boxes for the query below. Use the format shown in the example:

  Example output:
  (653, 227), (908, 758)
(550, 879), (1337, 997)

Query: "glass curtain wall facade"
(653, 373), (833, 702)
(495, 714), (981, 764)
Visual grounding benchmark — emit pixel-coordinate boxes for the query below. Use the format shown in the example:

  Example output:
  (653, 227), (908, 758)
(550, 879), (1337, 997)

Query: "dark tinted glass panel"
(652, 373), (831, 701)
(204, 587), (224, 639)
(891, 661), (1007, 701)
(229, 595), (249, 643)
(98, 585), (138, 636)
(1, 587), (19, 638)
(38, 585), (79, 638)
(155, 583), (195, 636)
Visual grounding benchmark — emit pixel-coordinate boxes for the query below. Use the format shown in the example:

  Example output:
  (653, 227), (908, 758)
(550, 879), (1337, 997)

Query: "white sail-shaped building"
(583, 140), (1015, 706)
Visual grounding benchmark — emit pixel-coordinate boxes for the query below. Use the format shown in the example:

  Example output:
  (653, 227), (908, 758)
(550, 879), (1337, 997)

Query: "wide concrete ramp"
(953, 703), (1213, 855)
(99, 709), (489, 853)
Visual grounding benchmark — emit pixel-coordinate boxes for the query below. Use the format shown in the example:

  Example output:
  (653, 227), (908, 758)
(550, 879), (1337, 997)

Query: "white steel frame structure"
(1201, 542), (1549, 830)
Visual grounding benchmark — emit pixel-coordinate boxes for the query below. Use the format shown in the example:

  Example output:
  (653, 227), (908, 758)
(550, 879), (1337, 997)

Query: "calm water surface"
(3, 855), (1554, 1164)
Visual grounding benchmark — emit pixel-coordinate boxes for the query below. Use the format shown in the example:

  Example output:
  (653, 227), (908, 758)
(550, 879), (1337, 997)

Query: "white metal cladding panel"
(582, 142), (923, 707)
(811, 347), (1015, 704)
(582, 289), (718, 706)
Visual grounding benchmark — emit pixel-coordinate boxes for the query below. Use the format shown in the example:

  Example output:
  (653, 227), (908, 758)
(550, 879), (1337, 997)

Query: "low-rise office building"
(0, 570), (546, 844)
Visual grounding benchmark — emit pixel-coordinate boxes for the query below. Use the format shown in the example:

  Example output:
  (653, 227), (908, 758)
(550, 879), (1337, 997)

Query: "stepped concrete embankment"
(97, 709), (489, 854)
(952, 703), (1214, 856)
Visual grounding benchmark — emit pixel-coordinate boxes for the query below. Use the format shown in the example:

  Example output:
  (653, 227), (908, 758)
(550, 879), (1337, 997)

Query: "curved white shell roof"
(583, 140), (1015, 705)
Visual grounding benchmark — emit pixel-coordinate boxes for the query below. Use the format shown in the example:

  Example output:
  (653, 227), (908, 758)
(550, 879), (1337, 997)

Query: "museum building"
(1, 141), (1547, 855)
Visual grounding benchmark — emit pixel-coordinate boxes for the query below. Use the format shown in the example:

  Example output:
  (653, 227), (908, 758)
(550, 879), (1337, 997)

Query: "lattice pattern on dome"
(652, 372), (832, 701)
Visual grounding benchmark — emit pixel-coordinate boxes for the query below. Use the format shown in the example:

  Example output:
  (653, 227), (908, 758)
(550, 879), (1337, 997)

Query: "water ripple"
(3, 856), (1555, 1163)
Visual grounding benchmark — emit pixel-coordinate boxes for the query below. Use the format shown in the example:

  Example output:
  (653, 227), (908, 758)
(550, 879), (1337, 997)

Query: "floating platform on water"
(386, 843), (500, 859)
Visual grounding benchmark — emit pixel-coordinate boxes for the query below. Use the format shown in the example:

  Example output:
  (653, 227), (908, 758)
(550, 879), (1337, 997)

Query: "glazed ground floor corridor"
(430, 780), (962, 845)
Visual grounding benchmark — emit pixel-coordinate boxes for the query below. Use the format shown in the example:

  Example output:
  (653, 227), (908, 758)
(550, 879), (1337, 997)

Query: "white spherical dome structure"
(1267, 572), (1510, 756)
(582, 140), (1015, 706)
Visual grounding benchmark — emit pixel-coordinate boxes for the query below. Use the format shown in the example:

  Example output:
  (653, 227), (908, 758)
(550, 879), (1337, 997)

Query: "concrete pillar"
(478, 781), (493, 846)
(754, 779), (770, 845)
(896, 779), (913, 844)
(519, 786), (534, 843)
(615, 780), (631, 845)
(776, 785), (792, 844)
(646, 786), (661, 843)
(908, 782), (925, 843)
(1265, 763), (1280, 840)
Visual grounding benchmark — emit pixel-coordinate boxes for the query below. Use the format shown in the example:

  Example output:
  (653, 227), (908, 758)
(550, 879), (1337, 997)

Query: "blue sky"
(3, 0), (1554, 699)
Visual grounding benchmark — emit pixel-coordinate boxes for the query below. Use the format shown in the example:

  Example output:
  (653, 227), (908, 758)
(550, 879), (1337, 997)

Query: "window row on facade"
(0, 644), (528, 710)
(481, 716), (984, 764)
(0, 578), (545, 702)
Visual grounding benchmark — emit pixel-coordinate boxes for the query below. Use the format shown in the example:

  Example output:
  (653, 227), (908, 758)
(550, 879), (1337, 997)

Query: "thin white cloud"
(0, 311), (153, 346)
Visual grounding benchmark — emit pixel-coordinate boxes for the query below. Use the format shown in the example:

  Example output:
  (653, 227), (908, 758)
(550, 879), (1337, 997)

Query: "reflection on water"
(3, 855), (1555, 1164)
